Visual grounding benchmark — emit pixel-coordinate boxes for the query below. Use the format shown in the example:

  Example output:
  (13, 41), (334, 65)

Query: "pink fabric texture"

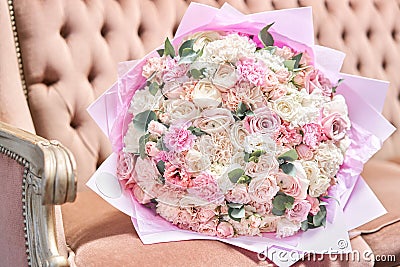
(0, 153), (28, 266)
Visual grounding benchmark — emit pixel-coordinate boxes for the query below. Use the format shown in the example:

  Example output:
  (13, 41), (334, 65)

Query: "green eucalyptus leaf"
(237, 175), (252, 184)
(190, 68), (204, 79)
(156, 136), (169, 151)
(284, 60), (296, 71)
(139, 134), (150, 159)
(228, 168), (245, 183)
(272, 207), (285, 216)
(227, 203), (243, 209)
(272, 194), (295, 211)
(156, 160), (165, 175)
(178, 39), (195, 57)
(149, 82), (159, 96)
(280, 162), (296, 176)
(278, 149), (299, 162)
(244, 152), (250, 162)
(258, 23), (275, 47)
(301, 220), (309, 231)
(133, 110), (157, 132)
(292, 53), (303, 69)
(312, 205), (327, 227)
(229, 206), (245, 219)
(164, 37), (175, 58)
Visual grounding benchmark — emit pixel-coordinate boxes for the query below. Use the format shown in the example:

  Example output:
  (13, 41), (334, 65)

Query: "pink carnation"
(278, 122), (302, 146)
(162, 57), (189, 82)
(163, 122), (196, 153)
(164, 162), (192, 188)
(302, 123), (323, 148)
(188, 172), (223, 202)
(236, 58), (266, 87)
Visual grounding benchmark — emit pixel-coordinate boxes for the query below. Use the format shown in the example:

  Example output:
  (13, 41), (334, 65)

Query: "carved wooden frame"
(0, 121), (76, 266)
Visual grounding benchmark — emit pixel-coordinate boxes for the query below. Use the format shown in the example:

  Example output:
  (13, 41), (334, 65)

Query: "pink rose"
(116, 151), (136, 181)
(145, 141), (160, 157)
(248, 176), (280, 203)
(225, 184), (251, 204)
(275, 68), (290, 83)
(296, 144), (314, 160)
(262, 70), (279, 92)
(275, 167), (309, 200)
(174, 208), (193, 229)
(320, 112), (349, 141)
(293, 70), (306, 88)
(268, 84), (288, 100)
(302, 123), (323, 148)
(216, 222), (234, 238)
(251, 201), (273, 216)
(306, 69), (332, 96)
(244, 107), (281, 135)
(274, 46), (294, 60)
(197, 219), (218, 236)
(132, 184), (152, 204)
(148, 121), (167, 136)
(286, 199), (311, 222)
(306, 195), (320, 215)
(163, 122), (196, 152)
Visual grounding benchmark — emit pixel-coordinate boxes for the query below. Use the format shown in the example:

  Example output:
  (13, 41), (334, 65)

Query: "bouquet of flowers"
(87, 3), (395, 266)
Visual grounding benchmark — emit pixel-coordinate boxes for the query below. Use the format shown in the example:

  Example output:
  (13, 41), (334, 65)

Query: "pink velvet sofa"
(0, 0), (399, 266)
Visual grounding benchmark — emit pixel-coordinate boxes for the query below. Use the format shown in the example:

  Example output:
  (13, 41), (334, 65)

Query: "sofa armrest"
(0, 121), (76, 266)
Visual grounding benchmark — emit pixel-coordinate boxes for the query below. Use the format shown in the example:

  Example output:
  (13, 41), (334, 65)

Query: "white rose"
(314, 142), (344, 177)
(212, 64), (238, 91)
(193, 108), (234, 133)
(309, 174), (331, 197)
(301, 160), (320, 181)
(276, 218), (301, 238)
(248, 176), (279, 203)
(245, 154), (279, 178)
(230, 121), (249, 151)
(192, 81), (222, 108)
(129, 88), (162, 115)
(164, 99), (200, 123)
(190, 31), (222, 52)
(272, 95), (302, 122)
(244, 134), (277, 154)
(193, 135), (215, 159)
(185, 149), (211, 173)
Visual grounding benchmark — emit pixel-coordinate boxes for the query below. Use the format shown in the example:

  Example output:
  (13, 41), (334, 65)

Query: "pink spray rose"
(216, 221), (235, 238)
(286, 199), (312, 222)
(148, 120), (167, 136)
(145, 141), (160, 157)
(296, 144), (314, 160)
(306, 195), (321, 215)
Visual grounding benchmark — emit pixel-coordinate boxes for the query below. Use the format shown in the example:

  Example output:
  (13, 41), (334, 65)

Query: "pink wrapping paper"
(87, 3), (395, 266)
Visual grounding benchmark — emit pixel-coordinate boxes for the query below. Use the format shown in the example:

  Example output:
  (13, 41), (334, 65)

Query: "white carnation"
(129, 87), (163, 115)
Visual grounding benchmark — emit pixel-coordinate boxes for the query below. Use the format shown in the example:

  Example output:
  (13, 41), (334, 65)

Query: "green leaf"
(164, 37), (175, 58)
(190, 68), (204, 79)
(262, 46), (277, 54)
(292, 53), (303, 69)
(228, 206), (245, 220)
(284, 60), (296, 71)
(178, 50), (198, 64)
(237, 175), (252, 184)
(272, 207), (285, 216)
(301, 220), (309, 231)
(312, 205), (327, 227)
(331, 78), (344, 94)
(272, 194), (294, 211)
(178, 39), (195, 57)
(156, 160), (165, 175)
(228, 168), (245, 183)
(133, 110), (157, 132)
(258, 23), (275, 47)
(227, 203), (243, 209)
(156, 49), (164, 57)
(139, 134), (150, 159)
(244, 152), (250, 162)
(156, 136), (169, 151)
(278, 149), (299, 162)
(187, 126), (207, 136)
(148, 82), (159, 96)
(280, 162), (296, 176)
(236, 102), (249, 117)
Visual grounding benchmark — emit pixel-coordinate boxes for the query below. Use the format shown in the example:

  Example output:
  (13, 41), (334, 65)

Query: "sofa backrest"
(2, 0), (400, 190)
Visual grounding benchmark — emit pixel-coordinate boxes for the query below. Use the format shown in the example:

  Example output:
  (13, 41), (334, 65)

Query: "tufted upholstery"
(2, 0), (400, 266)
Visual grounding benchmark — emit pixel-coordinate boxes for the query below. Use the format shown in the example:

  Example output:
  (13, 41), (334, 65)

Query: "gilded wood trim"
(0, 121), (77, 266)
(7, 0), (28, 100)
